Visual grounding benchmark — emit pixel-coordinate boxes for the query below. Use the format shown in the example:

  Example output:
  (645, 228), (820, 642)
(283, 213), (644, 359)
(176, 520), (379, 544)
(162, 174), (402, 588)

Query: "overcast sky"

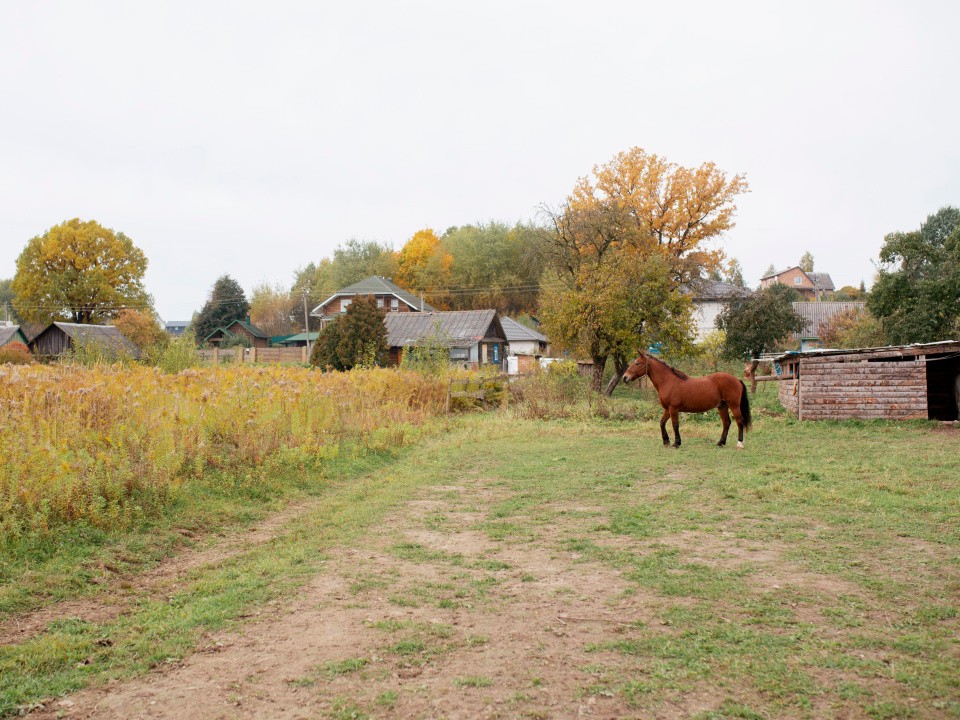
(2, 1), (957, 322)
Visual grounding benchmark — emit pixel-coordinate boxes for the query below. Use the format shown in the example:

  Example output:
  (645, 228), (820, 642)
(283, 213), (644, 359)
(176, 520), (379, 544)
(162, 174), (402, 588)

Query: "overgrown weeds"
(0, 365), (446, 543)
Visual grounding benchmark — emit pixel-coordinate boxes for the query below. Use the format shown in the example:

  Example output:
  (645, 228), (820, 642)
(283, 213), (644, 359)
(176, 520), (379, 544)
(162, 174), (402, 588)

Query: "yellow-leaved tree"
(395, 228), (453, 308)
(540, 147), (748, 393)
(13, 218), (150, 325)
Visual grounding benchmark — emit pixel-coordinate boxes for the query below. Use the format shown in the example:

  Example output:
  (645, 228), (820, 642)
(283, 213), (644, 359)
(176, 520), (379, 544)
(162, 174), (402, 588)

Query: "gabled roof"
(0, 325), (28, 347)
(501, 317), (547, 343)
(384, 310), (505, 348)
(807, 272), (835, 291)
(33, 322), (141, 357)
(311, 276), (435, 315)
(775, 339), (960, 363)
(686, 279), (753, 301)
(225, 319), (270, 339)
(201, 327), (237, 344)
(760, 266), (802, 281)
(281, 332), (320, 343)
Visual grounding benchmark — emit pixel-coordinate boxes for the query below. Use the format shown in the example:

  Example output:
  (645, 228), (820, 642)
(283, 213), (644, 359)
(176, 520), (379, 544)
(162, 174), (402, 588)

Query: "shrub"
(819, 307), (886, 349)
(0, 341), (32, 365)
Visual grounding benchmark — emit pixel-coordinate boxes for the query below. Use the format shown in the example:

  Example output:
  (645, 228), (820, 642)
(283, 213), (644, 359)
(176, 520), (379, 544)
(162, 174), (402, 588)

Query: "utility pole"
(302, 288), (312, 358)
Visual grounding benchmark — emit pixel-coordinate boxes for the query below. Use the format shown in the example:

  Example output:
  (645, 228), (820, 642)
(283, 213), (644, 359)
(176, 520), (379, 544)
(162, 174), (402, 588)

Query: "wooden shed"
(775, 341), (960, 421)
(29, 322), (141, 360)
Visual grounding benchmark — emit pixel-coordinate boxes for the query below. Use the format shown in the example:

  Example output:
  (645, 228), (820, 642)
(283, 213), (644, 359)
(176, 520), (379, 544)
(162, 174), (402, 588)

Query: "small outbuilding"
(29, 322), (141, 360)
(775, 341), (960, 421)
(502, 317), (549, 357)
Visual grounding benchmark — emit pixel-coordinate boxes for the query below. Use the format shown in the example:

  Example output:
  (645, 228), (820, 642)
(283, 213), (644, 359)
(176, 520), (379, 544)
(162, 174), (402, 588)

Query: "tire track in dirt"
(27, 480), (671, 719)
(0, 499), (319, 647)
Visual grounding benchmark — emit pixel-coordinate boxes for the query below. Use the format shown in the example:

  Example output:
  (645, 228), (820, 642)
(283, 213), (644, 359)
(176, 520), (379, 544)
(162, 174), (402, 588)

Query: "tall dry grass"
(0, 364), (446, 541)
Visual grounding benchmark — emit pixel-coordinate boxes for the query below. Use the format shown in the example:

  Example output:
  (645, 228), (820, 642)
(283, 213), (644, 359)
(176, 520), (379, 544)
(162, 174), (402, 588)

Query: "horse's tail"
(739, 381), (752, 431)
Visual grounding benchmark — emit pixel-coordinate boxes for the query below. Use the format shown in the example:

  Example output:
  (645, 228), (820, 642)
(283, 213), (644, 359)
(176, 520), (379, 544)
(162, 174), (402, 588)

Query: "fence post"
(213, 348), (219, 364)
(302, 346), (307, 363)
(445, 378), (452, 413)
(251, 346), (257, 364)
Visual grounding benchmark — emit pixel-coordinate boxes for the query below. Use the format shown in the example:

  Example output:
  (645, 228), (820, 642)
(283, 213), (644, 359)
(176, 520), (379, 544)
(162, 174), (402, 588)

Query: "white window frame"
(376, 297), (384, 309)
(793, 276), (802, 285)
(390, 298), (399, 311)
(340, 298), (352, 312)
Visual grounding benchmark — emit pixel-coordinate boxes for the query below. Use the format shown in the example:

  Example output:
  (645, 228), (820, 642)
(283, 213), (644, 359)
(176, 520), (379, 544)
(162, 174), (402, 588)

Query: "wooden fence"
(196, 347), (308, 364)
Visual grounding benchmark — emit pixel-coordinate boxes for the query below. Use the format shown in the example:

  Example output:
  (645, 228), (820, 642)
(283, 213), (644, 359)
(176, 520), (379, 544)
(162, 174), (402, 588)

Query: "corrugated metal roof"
(0, 325), (27, 347)
(808, 272), (835, 291)
(687, 279), (753, 301)
(501, 317), (547, 342)
(384, 310), (504, 348)
(312, 276), (435, 315)
(792, 301), (865, 337)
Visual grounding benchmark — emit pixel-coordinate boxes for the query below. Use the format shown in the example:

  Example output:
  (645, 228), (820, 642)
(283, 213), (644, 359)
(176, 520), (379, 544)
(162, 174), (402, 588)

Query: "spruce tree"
(194, 275), (249, 344)
(336, 295), (388, 368)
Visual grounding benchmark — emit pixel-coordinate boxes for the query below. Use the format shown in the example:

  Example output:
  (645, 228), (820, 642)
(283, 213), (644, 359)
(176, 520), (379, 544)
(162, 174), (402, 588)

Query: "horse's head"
(622, 353), (649, 384)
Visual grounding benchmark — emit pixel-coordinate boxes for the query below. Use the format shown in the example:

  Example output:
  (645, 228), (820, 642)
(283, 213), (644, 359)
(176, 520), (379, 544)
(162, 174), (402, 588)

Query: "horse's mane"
(647, 354), (689, 380)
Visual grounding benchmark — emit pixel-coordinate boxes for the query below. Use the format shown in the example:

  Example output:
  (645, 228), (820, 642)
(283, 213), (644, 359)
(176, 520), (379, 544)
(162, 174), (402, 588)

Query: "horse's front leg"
(670, 408), (681, 448)
(659, 409), (671, 446)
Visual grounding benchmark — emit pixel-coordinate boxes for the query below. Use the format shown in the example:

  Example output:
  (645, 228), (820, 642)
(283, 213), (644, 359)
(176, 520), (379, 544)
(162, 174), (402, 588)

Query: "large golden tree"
(13, 218), (150, 325)
(540, 147), (748, 392)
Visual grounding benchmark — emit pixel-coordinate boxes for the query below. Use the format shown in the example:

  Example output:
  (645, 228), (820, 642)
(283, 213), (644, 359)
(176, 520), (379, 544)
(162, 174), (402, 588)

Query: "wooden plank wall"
(797, 359), (927, 420)
(778, 377), (799, 415)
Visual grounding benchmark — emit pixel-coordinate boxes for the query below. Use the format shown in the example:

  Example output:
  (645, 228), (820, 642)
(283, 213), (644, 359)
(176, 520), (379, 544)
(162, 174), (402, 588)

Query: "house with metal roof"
(165, 320), (190, 336)
(501, 317), (549, 356)
(760, 266), (835, 300)
(29, 322), (141, 360)
(0, 325), (29, 348)
(311, 276), (435, 326)
(384, 310), (506, 368)
(687, 279), (753, 341)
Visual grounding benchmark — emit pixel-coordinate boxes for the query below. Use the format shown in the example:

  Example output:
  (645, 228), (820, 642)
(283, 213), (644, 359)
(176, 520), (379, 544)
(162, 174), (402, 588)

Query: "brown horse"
(622, 352), (752, 449)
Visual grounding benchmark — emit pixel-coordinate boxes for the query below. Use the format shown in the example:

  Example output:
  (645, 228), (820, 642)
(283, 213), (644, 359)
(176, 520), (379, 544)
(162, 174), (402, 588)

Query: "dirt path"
(29, 479), (675, 719)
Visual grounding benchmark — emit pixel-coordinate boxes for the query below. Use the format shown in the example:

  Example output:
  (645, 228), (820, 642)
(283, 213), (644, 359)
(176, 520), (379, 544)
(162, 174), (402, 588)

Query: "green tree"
(336, 295), (388, 368)
(0, 279), (21, 324)
(868, 207), (960, 344)
(12, 218), (149, 325)
(799, 251), (815, 272)
(717, 284), (806, 359)
(541, 249), (693, 394)
(763, 263), (777, 278)
(309, 317), (345, 371)
(723, 258), (747, 288)
(193, 275), (249, 344)
(818, 307), (886, 349)
(331, 239), (397, 287)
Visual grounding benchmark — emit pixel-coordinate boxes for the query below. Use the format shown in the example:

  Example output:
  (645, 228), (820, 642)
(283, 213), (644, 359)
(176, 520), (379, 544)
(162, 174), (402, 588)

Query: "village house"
(384, 310), (507, 369)
(501, 317), (549, 357)
(760, 267), (835, 300)
(688, 279), (753, 342)
(29, 322), (141, 360)
(202, 318), (270, 348)
(0, 324), (29, 348)
(311, 276), (434, 326)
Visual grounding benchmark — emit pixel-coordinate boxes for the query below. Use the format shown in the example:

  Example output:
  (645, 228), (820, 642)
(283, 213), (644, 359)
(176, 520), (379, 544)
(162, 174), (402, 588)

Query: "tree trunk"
(602, 355), (630, 397)
(590, 354), (607, 393)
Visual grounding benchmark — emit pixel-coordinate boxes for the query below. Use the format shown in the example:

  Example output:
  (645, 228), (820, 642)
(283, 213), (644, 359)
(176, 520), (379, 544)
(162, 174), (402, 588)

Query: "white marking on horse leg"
(737, 441), (744, 450)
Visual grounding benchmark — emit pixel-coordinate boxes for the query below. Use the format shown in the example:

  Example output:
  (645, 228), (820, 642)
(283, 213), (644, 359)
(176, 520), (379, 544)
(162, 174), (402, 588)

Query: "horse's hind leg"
(730, 406), (744, 449)
(660, 409), (670, 446)
(670, 408), (681, 448)
(717, 404), (731, 447)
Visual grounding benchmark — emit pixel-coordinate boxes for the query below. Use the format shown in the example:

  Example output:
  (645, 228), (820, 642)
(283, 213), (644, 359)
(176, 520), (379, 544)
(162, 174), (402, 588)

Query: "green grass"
(2, 386), (959, 717)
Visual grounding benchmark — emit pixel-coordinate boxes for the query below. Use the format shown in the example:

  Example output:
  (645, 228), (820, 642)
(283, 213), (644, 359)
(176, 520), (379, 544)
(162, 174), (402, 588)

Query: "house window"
(450, 347), (470, 361)
(341, 299), (352, 312)
(793, 277), (802, 285)
(376, 298), (384, 308)
(391, 298), (399, 311)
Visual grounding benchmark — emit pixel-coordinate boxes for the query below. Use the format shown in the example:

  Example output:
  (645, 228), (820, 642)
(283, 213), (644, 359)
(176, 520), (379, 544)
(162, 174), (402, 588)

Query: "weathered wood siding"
(30, 327), (71, 357)
(790, 359), (927, 420)
(778, 377), (799, 415)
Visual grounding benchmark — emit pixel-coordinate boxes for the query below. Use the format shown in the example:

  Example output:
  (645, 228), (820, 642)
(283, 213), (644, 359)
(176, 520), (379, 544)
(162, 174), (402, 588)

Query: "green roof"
(225, 319), (270, 338)
(281, 332), (321, 343)
(201, 327), (236, 344)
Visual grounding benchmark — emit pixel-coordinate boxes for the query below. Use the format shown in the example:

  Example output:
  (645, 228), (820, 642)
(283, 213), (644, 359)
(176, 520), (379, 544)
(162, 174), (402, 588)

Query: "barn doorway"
(926, 353), (960, 421)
